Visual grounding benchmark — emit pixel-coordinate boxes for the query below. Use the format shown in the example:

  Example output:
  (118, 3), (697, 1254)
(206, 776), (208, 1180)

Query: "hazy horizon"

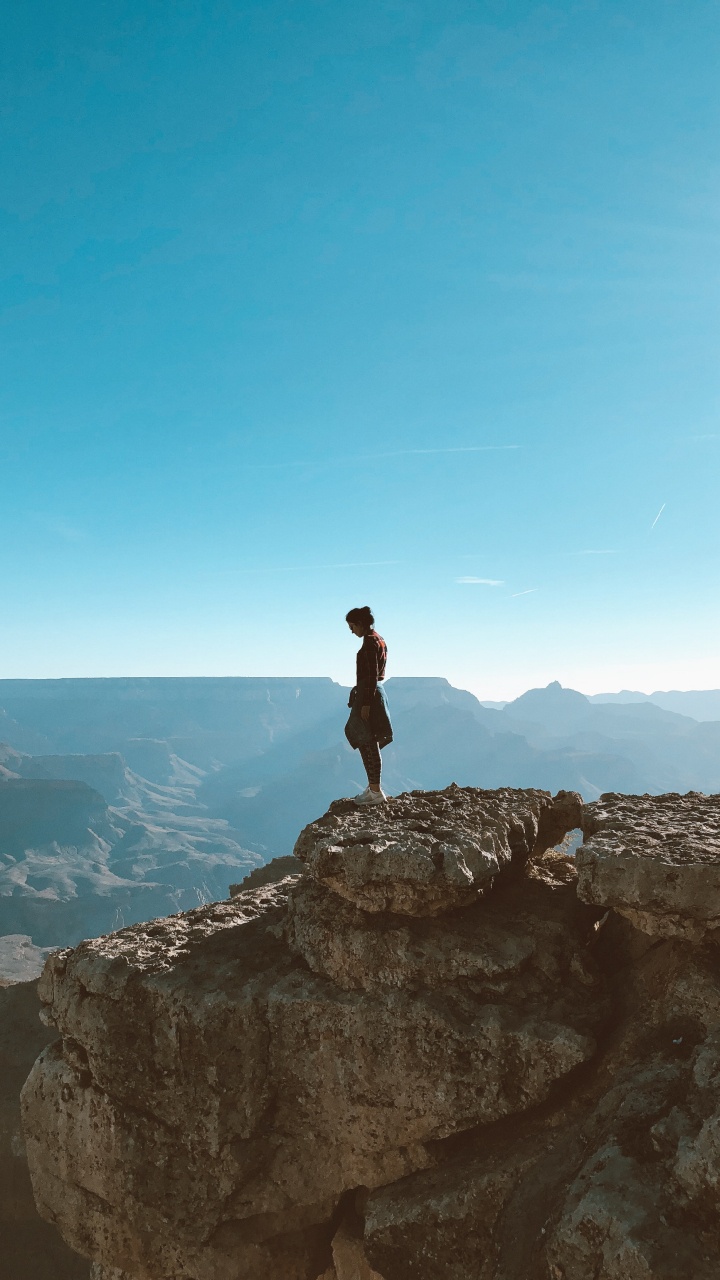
(0, 671), (718, 706)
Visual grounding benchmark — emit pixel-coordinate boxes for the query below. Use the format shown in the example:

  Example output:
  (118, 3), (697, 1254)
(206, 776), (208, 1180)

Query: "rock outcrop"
(294, 786), (582, 915)
(0, 975), (89, 1279)
(578, 790), (720, 941)
(19, 786), (720, 1279)
(229, 853), (303, 894)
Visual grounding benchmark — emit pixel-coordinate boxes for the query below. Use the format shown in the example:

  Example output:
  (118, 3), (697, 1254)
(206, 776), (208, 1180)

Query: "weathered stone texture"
(19, 785), (720, 1280)
(294, 785), (582, 915)
(286, 875), (535, 991)
(0, 977), (89, 1280)
(362, 929), (720, 1280)
(578, 791), (720, 939)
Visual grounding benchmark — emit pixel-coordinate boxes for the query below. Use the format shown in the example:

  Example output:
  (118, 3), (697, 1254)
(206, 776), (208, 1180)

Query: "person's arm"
(360, 636), (379, 720)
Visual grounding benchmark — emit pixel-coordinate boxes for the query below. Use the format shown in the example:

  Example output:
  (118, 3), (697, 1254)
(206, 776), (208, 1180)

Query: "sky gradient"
(1, 0), (718, 698)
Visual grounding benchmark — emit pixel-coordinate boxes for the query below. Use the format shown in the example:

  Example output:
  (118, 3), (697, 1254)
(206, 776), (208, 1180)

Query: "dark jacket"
(345, 684), (393, 750)
(355, 631), (387, 706)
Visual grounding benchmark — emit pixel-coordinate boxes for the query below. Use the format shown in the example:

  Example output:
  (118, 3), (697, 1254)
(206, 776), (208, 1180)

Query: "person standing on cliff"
(345, 606), (393, 805)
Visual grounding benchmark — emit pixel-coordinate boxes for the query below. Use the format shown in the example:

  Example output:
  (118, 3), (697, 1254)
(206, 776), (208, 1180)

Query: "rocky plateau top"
(19, 784), (720, 1280)
(293, 786), (582, 914)
(578, 790), (720, 941)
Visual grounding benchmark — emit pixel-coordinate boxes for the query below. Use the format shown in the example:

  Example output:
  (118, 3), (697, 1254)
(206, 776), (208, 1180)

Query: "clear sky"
(1, 0), (718, 699)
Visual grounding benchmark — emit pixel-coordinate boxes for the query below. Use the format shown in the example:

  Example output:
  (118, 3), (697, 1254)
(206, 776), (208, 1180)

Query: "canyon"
(4, 677), (720, 951)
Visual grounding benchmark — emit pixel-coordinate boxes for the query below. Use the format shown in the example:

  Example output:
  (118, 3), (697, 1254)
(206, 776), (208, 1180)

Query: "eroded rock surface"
(293, 785), (581, 915)
(0, 976), (89, 1279)
(579, 791), (720, 940)
(362, 923), (720, 1280)
(19, 786), (720, 1280)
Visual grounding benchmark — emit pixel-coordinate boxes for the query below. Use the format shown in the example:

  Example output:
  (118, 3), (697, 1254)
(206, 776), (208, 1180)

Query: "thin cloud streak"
(511, 588), (538, 597)
(650, 503), (666, 530)
(248, 445), (520, 470)
(225, 560), (402, 574)
(455, 577), (504, 585)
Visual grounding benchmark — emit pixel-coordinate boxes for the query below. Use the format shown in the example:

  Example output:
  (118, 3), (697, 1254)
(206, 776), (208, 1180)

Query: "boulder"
(578, 792), (720, 940)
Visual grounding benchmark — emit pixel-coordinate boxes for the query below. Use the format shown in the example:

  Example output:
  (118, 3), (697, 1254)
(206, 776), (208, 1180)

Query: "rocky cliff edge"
(20, 785), (720, 1279)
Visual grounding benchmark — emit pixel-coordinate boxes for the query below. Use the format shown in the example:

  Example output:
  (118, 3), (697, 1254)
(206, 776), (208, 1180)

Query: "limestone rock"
(363, 926), (720, 1280)
(20, 788), (602, 1280)
(364, 1145), (538, 1280)
(22, 877), (599, 1278)
(578, 792), (720, 939)
(0, 977), (89, 1279)
(546, 1018), (720, 1280)
(294, 785), (581, 916)
(547, 1140), (715, 1280)
(286, 876), (535, 992)
(23, 786), (720, 1280)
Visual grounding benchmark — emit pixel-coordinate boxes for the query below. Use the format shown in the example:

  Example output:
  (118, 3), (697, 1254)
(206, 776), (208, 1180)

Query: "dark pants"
(359, 740), (382, 786)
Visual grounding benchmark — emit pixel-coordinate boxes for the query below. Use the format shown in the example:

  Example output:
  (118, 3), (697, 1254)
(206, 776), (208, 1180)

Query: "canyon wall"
(0, 969), (89, 1279)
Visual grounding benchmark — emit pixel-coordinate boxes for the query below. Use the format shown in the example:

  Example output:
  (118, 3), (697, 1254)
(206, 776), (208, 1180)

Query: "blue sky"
(1, 0), (718, 697)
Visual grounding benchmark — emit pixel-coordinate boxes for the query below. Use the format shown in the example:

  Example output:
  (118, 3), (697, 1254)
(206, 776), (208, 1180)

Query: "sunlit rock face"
(293, 785), (582, 915)
(19, 786), (720, 1280)
(578, 791), (720, 940)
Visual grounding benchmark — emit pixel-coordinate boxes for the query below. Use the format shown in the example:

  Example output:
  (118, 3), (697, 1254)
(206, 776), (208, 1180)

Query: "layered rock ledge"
(293, 785), (582, 915)
(20, 786), (720, 1279)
